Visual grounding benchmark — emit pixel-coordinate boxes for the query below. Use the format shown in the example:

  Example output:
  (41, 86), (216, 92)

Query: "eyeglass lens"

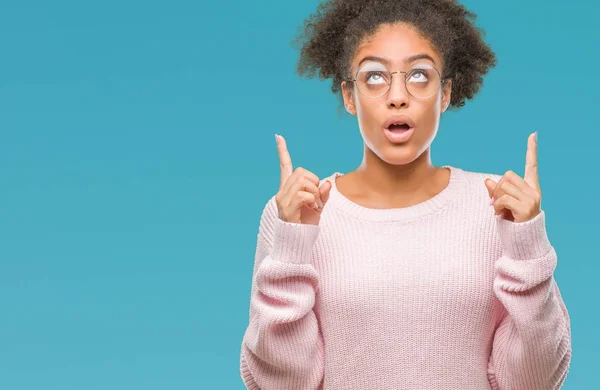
(355, 62), (441, 99)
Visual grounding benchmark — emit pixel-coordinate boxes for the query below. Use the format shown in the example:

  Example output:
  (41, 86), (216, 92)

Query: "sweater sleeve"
(239, 196), (325, 390)
(487, 210), (572, 390)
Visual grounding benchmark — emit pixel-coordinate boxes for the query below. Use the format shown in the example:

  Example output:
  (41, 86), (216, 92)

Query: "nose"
(386, 72), (410, 108)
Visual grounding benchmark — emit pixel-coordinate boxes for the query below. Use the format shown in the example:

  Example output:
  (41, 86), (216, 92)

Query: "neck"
(351, 146), (447, 207)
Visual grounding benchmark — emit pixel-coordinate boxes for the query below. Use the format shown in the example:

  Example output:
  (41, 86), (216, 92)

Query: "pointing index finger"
(276, 134), (293, 190)
(524, 131), (539, 189)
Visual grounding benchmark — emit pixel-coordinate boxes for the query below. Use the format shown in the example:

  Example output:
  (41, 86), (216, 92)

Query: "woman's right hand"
(275, 134), (332, 226)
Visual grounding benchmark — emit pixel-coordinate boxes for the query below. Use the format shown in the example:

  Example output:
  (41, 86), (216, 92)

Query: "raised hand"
(484, 132), (542, 223)
(275, 134), (332, 225)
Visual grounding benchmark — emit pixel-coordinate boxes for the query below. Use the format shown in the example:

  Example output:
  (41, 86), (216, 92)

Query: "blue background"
(0, 0), (596, 388)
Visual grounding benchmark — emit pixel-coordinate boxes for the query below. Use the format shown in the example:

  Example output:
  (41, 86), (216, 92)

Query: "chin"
(377, 146), (419, 165)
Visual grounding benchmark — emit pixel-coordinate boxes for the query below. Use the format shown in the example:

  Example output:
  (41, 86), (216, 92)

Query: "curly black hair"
(291, 0), (497, 114)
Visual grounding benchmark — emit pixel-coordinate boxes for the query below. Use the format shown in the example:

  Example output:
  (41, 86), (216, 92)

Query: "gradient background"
(0, 0), (596, 388)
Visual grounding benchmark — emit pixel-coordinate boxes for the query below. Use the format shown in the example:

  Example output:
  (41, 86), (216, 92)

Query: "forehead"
(352, 23), (442, 70)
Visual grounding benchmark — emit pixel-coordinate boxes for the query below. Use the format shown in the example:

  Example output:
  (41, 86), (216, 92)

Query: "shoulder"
(457, 165), (503, 190)
(318, 171), (342, 187)
(452, 166), (504, 211)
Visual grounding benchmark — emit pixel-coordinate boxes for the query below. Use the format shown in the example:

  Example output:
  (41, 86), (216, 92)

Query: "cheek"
(355, 99), (382, 131)
(418, 99), (442, 130)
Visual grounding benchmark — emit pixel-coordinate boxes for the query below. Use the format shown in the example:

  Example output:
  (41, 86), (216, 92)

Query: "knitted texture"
(239, 165), (572, 390)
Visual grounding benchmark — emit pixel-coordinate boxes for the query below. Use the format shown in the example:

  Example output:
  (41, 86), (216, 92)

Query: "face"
(341, 23), (452, 165)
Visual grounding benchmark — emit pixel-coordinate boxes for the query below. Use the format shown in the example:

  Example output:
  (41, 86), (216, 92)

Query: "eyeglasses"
(345, 62), (445, 100)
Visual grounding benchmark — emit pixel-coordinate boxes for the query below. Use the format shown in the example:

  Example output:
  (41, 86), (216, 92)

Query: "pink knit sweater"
(239, 165), (572, 390)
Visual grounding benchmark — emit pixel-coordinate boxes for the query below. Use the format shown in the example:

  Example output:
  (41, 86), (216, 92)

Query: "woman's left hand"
(484, 132), (542, 223)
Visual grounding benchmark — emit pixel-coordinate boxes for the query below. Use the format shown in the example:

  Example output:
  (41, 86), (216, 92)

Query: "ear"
(441, 78), (452, 113)
(341, 81), (356, 115)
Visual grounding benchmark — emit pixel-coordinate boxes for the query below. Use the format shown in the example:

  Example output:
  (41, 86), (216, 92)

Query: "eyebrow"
(357, 53), (436, 68)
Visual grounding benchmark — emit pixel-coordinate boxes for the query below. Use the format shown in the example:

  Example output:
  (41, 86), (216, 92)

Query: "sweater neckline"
(327, 165), (466, 222)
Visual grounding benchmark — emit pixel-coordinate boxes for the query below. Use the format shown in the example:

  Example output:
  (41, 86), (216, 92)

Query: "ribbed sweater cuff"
(271, 217), (320, 264)
(495, 210), (553, 260)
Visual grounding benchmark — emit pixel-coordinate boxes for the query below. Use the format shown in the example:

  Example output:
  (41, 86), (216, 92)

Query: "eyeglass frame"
(343, 63), (449, 100)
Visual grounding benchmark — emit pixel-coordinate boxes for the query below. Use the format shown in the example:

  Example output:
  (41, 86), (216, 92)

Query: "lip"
(384, 127), (415, 143)
(383, 114), (415, 130)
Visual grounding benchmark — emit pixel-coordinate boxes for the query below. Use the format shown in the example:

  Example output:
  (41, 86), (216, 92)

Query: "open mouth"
(387, 123), (411, 132)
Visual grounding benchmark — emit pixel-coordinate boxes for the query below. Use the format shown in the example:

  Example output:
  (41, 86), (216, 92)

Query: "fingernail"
(490, 196), (495, 206)
(275, 134), (279, 144)
(535, 131), (538, 142)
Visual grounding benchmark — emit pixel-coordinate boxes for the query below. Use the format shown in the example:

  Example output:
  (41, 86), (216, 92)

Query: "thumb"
(319, 180), (333, 207)
(484, 178), (496, 198)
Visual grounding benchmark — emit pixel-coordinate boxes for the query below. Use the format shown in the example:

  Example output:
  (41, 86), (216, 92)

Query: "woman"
(239, 0), (572, 389)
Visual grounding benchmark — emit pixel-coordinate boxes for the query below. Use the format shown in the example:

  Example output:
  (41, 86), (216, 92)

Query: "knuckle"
(303, 177), (315, 191)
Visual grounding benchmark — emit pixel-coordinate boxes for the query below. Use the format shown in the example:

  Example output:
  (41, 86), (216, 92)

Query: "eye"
(365, 71), (387, 84)
(408, 69), (429, 83)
